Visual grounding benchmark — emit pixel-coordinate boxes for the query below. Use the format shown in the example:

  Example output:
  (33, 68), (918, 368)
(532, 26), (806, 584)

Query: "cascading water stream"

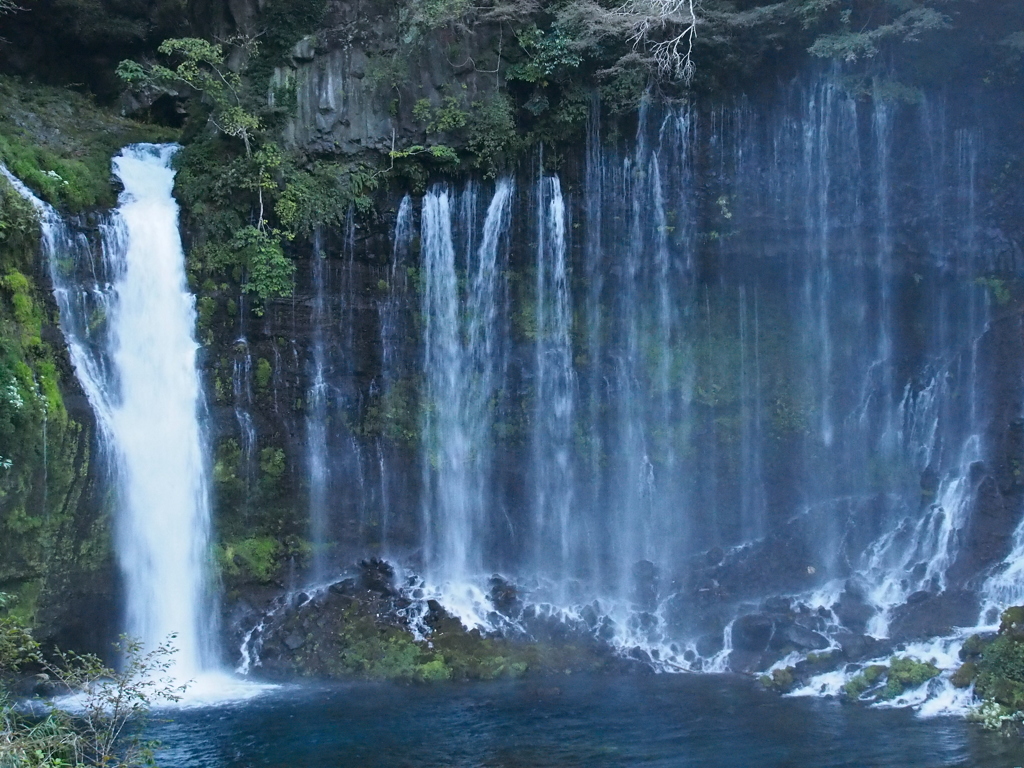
(375, 195), (414, 551)
(531, 175), (575, 589)
(108, 146), (215, 677)
(401, 76), (1010, 689)
(421, 182), (512, 594)
(5, 145), (216, 679)
(307, 227), (330, 583)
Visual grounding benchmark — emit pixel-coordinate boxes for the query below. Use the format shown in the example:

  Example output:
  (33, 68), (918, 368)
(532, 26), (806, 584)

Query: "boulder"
(836, 632), (892, 662)
(831, 588), (876, 634)
(732, 613), (774, 653)
(357, 558), (397, 596)
(888, 589), (979, 642)
(772, 622), (829, 651)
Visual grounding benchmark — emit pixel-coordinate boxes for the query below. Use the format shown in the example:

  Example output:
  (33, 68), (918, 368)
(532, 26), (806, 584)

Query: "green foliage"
(976, 642), (1024, 709)
(506, 25), (583, 85)
(120, 38), (307, 309)
(808, 4), (952, 62)
(259, 447), (285, 480)
(0, 75), (173, 212)
(0, 179), (38, 253)
(1, 125), (128, 212)
(759, 666), (796, 692)
(880, 656), (940, 700)
(969, 699), (1024, 732)
(232, 226), (294, 302)
(1, 635), (184, 768)
(2, 271), (42, 349)
(414, 95), (470, 134)
(254, 358), (272, 392)
(842, 657), (939, 700)
(360, 378), (420, 443)
(365, 53), (410, 93)
(0, 607), (39, 674)
(842, 663), (887, 698)
(976, 276), (1013, 307)
(598, 66), (648, 116)
(120, 37), (261, 153)
(276, 161), (378, 235)
(308, 605), (452, 682)
(409, 0), (472, 29)
(219, 536), (282, 583)
(467, 95), (518, 176)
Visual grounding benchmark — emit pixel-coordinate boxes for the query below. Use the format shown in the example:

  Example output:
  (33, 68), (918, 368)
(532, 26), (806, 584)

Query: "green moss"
(254, 358), (272, 392)
(196, 296), (217, 331)
(259, 447), (286, 480)
(976, 276), (1013, 306)
(879, 656), (940, 700)
(951, 661), (977, 688)
(1001, 606), (1024, 636)
(842, 664), (887, 698)
(219, 536), (282, 583)
(760, 666), (796, 693)
(961, 633), (988, 658)
(976, 634), (1024, 710)
(0, 75), (176, 212)
(308, 606), (454, 682)
(968, 618), (1024, 725)
(360, 378), (420, 443)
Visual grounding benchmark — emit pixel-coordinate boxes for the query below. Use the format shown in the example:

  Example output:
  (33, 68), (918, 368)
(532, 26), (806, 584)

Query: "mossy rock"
(879, 656), (940, 700)
(759, 666), (796, 693)
(1001, 606), (1024, 639)
(842, 663), (887, 699)
(976, 633), (1024, 710)
(251, 563), (625, 683)
(0, 75), (176, 212)
(952, 661), (978, 689)
(960, 633), (990, 660)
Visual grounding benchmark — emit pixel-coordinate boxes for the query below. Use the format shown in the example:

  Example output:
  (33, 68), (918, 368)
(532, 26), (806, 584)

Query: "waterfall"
(531, 175), (576, 587)
(376, 195), (414, 551)
(9, 69), (1017, 692)
(307, 227), (330, 582)
(232, 337), (257, 521)
(421, 182), (512, 587)
(406, 76), (1010, 673)
(6, 146), (215, 676)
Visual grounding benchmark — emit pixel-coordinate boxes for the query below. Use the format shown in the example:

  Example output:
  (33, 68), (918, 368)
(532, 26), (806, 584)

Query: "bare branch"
(612, 0), (699, 83)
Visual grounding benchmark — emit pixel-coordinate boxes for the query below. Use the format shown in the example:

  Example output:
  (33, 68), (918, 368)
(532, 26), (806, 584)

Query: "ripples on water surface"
(152, 675), (1024, 768)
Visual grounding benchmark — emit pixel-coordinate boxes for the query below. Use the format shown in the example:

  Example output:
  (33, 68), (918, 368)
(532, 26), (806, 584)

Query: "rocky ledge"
(231, 559), (643, 683)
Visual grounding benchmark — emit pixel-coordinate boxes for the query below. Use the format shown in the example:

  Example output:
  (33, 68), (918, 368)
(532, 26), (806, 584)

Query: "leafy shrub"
(1, 631), (184, 768)
(220, 536), (282, 582)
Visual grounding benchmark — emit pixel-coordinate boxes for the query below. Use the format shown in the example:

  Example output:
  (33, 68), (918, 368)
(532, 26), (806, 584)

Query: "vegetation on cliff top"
(0, 76), (174, 211)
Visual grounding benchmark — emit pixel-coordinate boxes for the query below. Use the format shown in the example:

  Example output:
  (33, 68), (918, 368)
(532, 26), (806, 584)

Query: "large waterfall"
(6, 145), (216, 677)
(8, 74), (1022, 694)
(346, 76), (1020, 670)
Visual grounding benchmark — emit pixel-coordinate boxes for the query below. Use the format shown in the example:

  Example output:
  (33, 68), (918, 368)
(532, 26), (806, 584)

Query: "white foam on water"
(788, 669), (850, 698)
